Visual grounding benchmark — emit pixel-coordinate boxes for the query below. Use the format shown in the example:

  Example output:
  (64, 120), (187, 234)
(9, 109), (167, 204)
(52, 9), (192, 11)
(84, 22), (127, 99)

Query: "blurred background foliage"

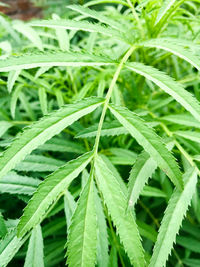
(0, 0), (200, 266)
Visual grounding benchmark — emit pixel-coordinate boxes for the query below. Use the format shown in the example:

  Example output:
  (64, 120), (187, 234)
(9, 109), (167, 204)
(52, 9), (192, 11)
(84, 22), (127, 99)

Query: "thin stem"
(138, 199), (183, 265)
(93, 46), (136, 156)
(138, 200), (160, 228)
(174, 140), (199, 173)
(149, 110), (200, 175)
(160, 124), (200, 174)
(126, 0), (145, 39)
(11, 121), (33, 125)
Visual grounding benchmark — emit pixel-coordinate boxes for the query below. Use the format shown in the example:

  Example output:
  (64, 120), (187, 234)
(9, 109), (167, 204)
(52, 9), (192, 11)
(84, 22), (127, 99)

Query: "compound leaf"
(0, 97), (103, 180)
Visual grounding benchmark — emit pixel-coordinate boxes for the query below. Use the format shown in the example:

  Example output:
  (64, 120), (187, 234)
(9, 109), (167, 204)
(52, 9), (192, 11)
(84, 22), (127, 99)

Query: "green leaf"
(10, 84), (23, 119)
(13, 21), (43, 51)
(55, 89), (64, 107)
(0, 97), (103, 180)
(174, 131), (200, 144)
(94, 186), (109, 267)
(161, 114), (200, 129)
(139, 38), (200, 71)
(0, 15), (20, 43)
(137, 220), (157, 243)
(128, 151), (157, 207)
(128, 141), (174, 207)
(141, 186), (167, 198)
(35, 66), (51, 79)
(0, 213), (7, 238)
(0, 2), (9, 7)
(108, 246), (118, 267)
(126, 62), (200, 123)
(66, 176), (97, 267)
(95, 155), (146, 267)
(17, 152), (93, 237)
(30, 19), (127, 43)
(182, 258), (200, 267)
(0, 171), (40, 195)
(107, 147), (137, 165)
(149, 167), (197, 267)
(19, 91), (36, 121)
(100, 154), (127, 195)
(38, 137), (86, 153)
(0, 52), (114, 72)
(44, 239), (65, 266)
(67, 5), (124, 31)
(109, 104), (183, 190)
(64, 190), (76, 230)
(7, 70), (21, 93)
(52, 13), (69, 51)
(176, 236), (200, 253)
(0, 121), (12, 138)
(155, 0), (176, 25)
(84, 0), (129, 7)
(38, 87), (48, 115)
(15, 155), (64, 172)
(193, 155), (200, 162)
(43, 217), (66, 238)
(75, 121), (128, 138)
(0, 228), (29, 267)
(24, 225), (44, 267)
(73, 82), (94, 101)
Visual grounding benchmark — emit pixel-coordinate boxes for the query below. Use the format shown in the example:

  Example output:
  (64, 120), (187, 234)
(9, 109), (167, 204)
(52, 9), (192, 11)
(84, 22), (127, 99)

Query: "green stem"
(160, 124), (200, 174)
(138, 200), (160, 228)
(11, 121), (33, 125)
(93, 46), (136, 156)
(126, 0), (145, 39)
(149, 111), (200, 175)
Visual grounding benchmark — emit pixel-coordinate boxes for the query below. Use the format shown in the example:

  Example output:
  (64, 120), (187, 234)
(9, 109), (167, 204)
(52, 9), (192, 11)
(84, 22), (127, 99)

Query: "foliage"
(0, 0), (200, 266)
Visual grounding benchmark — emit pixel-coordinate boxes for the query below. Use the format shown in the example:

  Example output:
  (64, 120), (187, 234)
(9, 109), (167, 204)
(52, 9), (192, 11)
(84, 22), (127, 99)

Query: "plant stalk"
(93, 46), (136, 156)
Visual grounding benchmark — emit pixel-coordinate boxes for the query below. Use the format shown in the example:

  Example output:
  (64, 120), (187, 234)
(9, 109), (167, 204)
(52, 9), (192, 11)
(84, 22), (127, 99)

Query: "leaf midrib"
(80, 180), (93, 267)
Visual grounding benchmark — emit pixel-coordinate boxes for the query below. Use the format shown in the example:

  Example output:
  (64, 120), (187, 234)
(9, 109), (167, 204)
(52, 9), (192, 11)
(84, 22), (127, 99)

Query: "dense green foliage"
(0, 0), (200, 266)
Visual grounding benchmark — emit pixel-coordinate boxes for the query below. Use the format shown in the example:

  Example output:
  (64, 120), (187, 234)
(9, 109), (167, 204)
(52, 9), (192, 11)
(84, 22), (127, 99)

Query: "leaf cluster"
(0, 1), (200, 266)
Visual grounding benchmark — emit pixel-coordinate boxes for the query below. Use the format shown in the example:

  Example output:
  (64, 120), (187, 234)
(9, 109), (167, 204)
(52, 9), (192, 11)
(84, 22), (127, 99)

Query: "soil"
(0, 0), (42, 20)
